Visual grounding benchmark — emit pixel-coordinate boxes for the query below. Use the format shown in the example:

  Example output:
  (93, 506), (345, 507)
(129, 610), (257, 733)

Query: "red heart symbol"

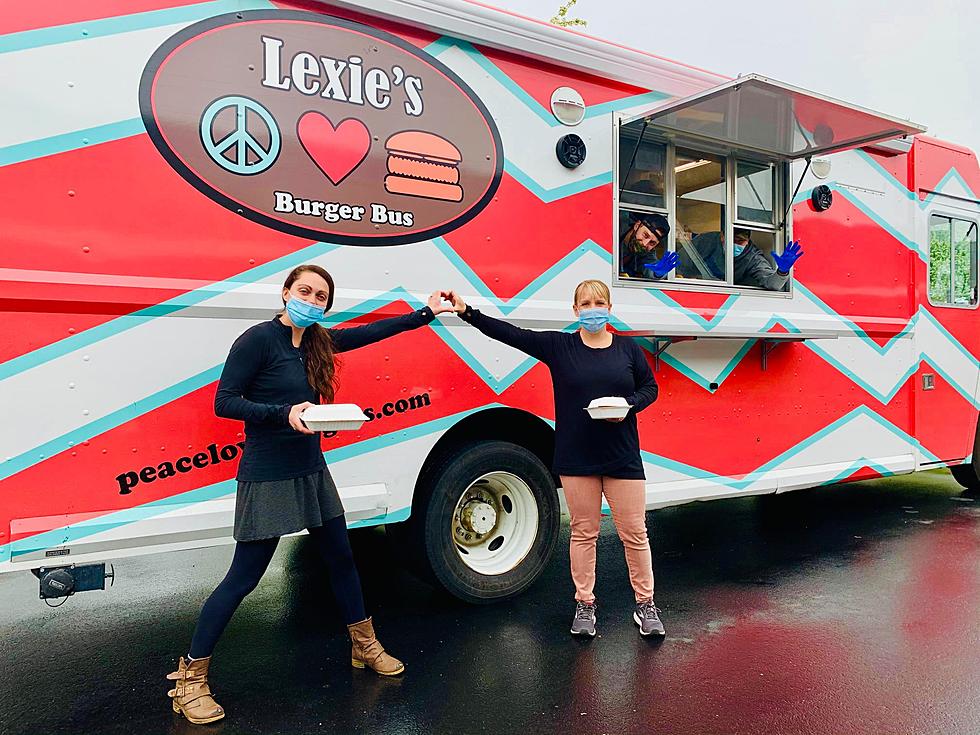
(297, 112), (371, 186)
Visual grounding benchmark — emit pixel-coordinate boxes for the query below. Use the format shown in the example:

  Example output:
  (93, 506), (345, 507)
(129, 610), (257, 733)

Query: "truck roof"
(322, 0), (730, 97)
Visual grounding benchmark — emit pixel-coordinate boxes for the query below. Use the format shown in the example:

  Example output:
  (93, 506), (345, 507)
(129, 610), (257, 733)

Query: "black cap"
(628, 211), (670, 239)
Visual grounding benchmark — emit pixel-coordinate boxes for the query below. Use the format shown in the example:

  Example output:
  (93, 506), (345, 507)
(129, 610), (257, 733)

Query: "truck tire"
(950, 463), (980, 494)
(393, 440), (560, 604)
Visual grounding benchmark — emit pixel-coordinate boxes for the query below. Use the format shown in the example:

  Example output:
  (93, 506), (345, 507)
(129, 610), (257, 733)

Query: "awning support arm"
(761, 337), (806, 370)
(619, 119), (649, 192)
(780, 155), (812, 229)
(649, 336), (696, 371)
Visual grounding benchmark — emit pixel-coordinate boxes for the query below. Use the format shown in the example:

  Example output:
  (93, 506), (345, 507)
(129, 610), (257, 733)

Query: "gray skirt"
(233, 468), (345, 542)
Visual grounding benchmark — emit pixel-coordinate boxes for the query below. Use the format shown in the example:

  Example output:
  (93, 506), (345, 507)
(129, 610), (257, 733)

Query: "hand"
(604, 416), (627, 423)
(427, 290), (455, 315)
(644, 251), (679, 278)
(445, 290), (467, 314)
(288, 402), (316, 434)
(772, 240), (804, 273)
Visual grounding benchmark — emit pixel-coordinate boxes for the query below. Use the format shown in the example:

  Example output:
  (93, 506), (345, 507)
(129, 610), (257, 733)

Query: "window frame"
(926, 211), (979, 310)
(613, 116), (793, 298)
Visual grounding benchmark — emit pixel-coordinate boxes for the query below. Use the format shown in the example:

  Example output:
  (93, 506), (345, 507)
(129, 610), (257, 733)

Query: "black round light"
(556, 134), (586, 168)
(811, 184), (833, 211)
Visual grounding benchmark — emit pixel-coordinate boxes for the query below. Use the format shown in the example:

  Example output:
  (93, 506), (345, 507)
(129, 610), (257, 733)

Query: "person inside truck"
(165, 264), (455, 725)
(732, 228), (804, 290)
(448, 280), (666, 639)
(619, 211), (679, 280)
(679, 230), (725, 280)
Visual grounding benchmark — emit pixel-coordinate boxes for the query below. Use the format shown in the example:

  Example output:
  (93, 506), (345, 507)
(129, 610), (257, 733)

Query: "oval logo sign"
(139, 10), (502, 246)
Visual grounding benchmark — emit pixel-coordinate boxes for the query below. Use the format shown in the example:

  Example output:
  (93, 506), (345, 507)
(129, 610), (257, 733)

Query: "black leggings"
(188, 515), (366, 658)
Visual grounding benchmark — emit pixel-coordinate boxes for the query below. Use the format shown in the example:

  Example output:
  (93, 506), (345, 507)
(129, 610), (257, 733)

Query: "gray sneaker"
(633, 599), (665, 636)
(570, 601), (597, 637)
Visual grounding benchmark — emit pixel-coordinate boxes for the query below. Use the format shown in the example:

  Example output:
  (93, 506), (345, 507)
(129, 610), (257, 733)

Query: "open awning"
(617, 327), (839, 371)
(622, 74), (926, 160)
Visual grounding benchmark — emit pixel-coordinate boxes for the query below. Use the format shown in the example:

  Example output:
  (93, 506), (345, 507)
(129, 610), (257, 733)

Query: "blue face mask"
(733, 244), (746, 257)
(285, 296), (325, 328)
(578, 307), (610, 333)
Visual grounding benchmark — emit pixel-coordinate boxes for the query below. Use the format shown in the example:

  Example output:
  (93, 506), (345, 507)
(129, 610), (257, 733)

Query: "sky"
(489, 0), (980, 154)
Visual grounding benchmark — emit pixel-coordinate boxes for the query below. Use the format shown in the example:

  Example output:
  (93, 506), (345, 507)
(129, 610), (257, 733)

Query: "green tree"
(551, 0), (587, 28)
(929, 218), (977, 305)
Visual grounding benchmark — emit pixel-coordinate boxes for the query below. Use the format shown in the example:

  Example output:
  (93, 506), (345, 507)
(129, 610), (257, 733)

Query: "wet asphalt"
(2, 470), (979, 735)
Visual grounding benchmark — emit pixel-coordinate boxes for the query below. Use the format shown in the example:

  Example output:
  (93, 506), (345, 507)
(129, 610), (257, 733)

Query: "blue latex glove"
(772, 240), (804, 273)
(644, 251), (679, 278)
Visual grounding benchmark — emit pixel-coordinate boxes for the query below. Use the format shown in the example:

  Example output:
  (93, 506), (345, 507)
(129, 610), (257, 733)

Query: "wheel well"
(417, 408), (556, 493)
(972, 414), (980, 476)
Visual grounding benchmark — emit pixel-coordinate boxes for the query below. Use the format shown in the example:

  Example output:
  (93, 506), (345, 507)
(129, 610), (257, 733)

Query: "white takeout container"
(301, 404), (367, 432)
(584, 396), (631, 420)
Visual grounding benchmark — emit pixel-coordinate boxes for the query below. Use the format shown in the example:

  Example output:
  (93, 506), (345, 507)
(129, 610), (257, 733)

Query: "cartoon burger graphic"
(384, 131), (464, 202)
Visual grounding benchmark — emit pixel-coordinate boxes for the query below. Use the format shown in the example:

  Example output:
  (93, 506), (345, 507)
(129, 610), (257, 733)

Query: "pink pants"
(560, 475), (654, 604)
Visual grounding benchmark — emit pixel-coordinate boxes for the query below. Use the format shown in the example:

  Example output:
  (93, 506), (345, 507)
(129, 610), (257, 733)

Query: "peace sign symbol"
(200, 95), (281, 175)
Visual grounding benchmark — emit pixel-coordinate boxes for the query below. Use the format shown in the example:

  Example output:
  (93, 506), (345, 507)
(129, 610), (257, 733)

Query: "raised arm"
(451, 292), (558, 363)
(330, 306), (435, 353)
(625, 339), (659, 412)
(214, 327), (291, 425)
(329, 291), (454, 352)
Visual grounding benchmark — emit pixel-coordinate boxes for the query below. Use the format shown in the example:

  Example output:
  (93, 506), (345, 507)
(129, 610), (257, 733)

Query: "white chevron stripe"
(0, 404), (928, 570)
(4, 17), (973, 250)
(0, 24), (188, 148)
(3, 234), (978, 472)
(643, 408), (922, 506)
(0, 20), (661, 174)
(428, 43), (661, 191)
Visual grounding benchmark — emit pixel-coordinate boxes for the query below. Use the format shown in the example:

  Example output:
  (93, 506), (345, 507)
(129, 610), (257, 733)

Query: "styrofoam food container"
(301, 404), (367, 431)
(584, 396), (631, 420)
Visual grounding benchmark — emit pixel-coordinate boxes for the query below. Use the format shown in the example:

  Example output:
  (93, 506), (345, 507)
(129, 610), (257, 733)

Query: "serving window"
(616, 121), (789, 293)
(614, 74), (925, 296)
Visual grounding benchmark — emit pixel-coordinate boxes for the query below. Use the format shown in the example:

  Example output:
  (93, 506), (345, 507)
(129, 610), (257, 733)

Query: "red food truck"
(1, 0), (977, 603)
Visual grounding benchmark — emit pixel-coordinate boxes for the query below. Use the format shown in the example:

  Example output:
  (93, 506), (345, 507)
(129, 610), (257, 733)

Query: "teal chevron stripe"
(854, 150), (979, 206)
(0, 119), (146, 167)
(1, 404), (509, 561)
(0, 242), (339, 382)
(322, 404), (506, 463)
(5, 230), (978, 482)
(920, 355), (980, 410)
(0, 285), (437, 484)
(795, 183), (927, 261)
(638, 404), (940, 490)
(0, 0), (274, 54)
(427, 319), (543, 392)
(434, 237), (612, 316)
(1, 402), (937, 561)
(643, 289), (740, 331)
(3, 477), (237, 562)
(347, 505), (411, 529)
(923, 168), (978, 204)
(854, 149), (917, 202)
(504, 160), (613, 202)
(916, 306), (980, 368)
(819, 458), (897, 486)
(0, 364), (223, 484)
(423, 37), (671, 126)
(804, 338), (918, 404)
(0, 238), (602, 484)
(795, 282), (916, 355)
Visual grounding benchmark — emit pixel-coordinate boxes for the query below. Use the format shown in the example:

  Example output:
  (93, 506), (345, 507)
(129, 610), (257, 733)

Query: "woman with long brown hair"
(166, 265), (452, 724)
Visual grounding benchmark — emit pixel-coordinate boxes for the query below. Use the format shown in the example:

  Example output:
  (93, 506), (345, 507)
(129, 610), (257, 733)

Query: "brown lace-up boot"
(166, 656), (225, 724)
(347, 617), (405, 676)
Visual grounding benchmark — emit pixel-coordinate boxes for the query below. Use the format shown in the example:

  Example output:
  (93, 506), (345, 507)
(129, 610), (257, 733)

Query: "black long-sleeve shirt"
(459, 307), (658, 478)
(215, 307), (435, 481)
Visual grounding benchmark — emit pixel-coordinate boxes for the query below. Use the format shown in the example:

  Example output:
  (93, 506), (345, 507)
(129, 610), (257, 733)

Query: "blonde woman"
(448, 280), (664, 637)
